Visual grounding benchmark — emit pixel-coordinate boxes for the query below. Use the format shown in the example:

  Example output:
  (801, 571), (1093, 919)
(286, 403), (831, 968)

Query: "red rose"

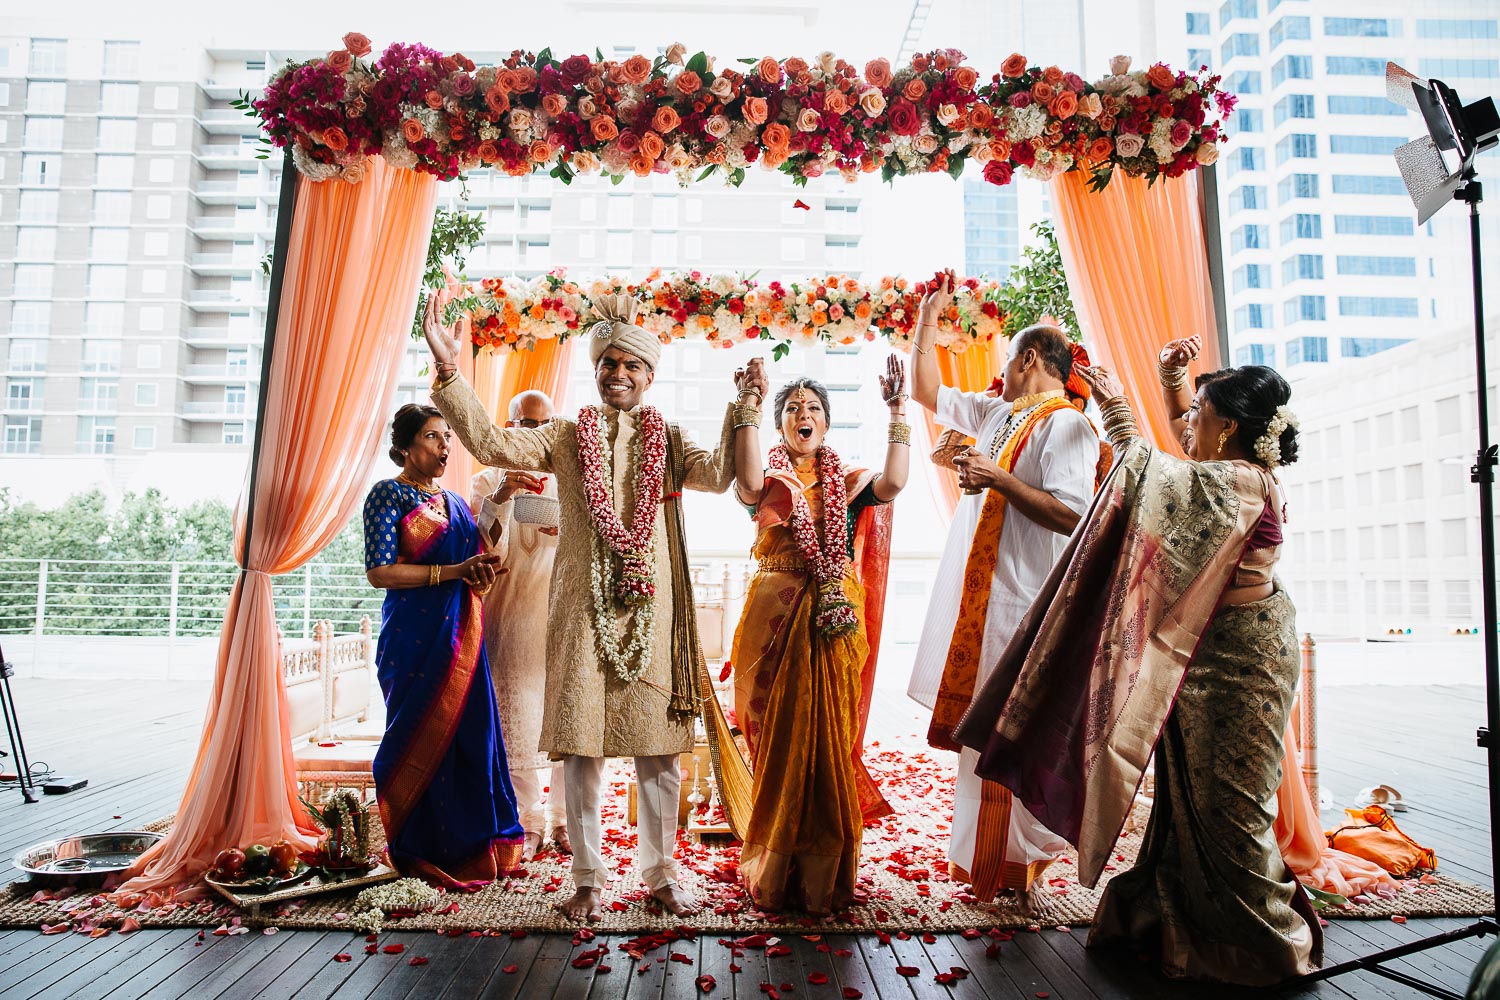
(887, 99), (921, 137)
(982, 160), (1013, 186)
(560, 54), (592, 86)
(1011, 140), (1035, 167)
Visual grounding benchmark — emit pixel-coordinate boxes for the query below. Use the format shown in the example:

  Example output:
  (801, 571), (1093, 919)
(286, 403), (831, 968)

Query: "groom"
(423, 295), (757, 920)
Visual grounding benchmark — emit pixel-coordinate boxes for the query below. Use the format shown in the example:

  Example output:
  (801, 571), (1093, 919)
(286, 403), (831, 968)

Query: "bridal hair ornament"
(1254, 405), (1298, 468)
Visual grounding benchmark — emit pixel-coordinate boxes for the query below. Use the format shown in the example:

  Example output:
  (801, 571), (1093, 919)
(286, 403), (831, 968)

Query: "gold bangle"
(432, 371), (460, 392)
(429, 564), (442, 587)
(1157, 362), (1188, 391)
(732, 404), (761, 430)
(888, 421), (911, 445)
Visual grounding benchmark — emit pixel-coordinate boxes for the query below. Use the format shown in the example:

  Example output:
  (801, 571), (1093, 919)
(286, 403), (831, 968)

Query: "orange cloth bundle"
(1325, 805), (1438, 878)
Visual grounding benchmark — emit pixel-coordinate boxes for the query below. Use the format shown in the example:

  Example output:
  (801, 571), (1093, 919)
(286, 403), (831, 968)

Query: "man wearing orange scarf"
(907, 273), (1100, 902)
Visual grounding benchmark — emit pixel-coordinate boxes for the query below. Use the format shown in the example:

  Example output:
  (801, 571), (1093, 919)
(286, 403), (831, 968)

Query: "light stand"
(1286, 68), (1500, 999)
(0, 644), (39, 804)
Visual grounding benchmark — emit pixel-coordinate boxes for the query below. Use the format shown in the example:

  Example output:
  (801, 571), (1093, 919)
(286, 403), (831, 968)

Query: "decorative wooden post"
(315, 620), (333, 740)
(1299, 633), (1319, 811)
(359, 616), (374, 723)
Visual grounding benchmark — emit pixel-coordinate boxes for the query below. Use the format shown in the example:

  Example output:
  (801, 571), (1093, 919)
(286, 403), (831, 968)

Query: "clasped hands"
(734, 357), (770, 403)
(456, 552), (505, 593)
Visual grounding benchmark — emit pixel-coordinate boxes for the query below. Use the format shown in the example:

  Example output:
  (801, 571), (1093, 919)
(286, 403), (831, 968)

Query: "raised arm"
(731, 357), (770, 504)
(873, 354), (910, 503)
(1077, 364), (1142, 448)
(910, 269), (955, 414)
(1158, 335), (1202, 445)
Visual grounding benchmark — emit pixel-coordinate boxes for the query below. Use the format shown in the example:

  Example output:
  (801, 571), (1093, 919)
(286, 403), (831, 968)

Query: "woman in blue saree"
(363, 403), (525, 888)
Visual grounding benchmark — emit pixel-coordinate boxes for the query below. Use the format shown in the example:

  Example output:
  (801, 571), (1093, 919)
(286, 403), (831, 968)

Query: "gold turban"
(586, 293), (662, 370)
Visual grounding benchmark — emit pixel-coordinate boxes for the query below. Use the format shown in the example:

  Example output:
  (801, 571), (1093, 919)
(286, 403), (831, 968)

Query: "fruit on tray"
(268, 840), (298, 876)
(242, 844), (272, 877)
(211, 847), (246, 881)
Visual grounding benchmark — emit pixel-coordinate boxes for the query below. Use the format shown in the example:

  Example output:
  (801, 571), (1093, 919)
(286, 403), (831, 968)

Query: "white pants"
(564, 753), (680, 892)
(510, 760), (566, 838)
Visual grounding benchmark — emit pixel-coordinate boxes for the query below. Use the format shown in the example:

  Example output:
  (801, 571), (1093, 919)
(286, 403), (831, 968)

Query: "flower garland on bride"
(768, 443), (858, 637)
(576, 403), (668, 683)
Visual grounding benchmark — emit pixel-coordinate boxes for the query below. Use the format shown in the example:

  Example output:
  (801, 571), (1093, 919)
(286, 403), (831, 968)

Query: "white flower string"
(348, 878), (440, 934)
(767, 443), (859, 637)
(577, 405), (663, 684)
(1253, 405), (1298, 469)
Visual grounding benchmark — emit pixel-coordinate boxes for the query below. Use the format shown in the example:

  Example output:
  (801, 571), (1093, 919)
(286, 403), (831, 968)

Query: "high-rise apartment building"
(0, 29), (894, 504)
(1164, 1), (1500, 371)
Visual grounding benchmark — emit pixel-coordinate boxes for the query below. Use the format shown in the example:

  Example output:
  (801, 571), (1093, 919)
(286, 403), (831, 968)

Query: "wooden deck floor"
(0, 677), (1494, 999)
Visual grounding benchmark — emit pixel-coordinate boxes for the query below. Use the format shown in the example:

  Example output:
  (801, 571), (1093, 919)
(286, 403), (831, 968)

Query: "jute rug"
(2, 750), (1490, 934)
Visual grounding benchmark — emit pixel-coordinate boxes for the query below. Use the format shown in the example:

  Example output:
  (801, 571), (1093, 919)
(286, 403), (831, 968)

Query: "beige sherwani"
(434, 376), (736, 759)
(470, 470), (563, 836)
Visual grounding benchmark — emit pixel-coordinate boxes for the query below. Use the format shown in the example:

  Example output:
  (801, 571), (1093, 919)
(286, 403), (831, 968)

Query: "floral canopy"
(252, 34), (1235, 190)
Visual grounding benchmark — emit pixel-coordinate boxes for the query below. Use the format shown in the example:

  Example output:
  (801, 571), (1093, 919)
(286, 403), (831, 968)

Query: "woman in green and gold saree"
(954, 358), (1321, 986)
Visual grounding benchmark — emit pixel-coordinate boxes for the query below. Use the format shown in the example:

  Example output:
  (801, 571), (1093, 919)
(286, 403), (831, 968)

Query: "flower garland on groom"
(422, 293), (743, 921)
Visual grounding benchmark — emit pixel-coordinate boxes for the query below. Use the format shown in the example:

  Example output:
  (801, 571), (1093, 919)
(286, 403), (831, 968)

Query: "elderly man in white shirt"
(906, 271), (1100, 904)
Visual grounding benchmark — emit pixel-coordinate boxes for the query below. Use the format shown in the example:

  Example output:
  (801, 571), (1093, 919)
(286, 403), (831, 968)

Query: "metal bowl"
(13, 831), (164, 888)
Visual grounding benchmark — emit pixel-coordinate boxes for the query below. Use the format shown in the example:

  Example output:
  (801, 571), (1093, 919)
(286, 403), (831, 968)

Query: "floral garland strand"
(253, 35), (1231, 190)
(768, 443), (858, 637)
(462, 268), (1008, 356)
(576, 404), (667, 602)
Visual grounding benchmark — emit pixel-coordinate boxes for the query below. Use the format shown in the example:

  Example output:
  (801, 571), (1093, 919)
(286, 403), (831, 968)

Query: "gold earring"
(1215, 430), (1230, 457)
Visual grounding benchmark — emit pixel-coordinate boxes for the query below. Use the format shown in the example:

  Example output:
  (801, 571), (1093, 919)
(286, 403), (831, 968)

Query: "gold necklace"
(1009, 388), (1066, 410)
(397, 472), (441, 495)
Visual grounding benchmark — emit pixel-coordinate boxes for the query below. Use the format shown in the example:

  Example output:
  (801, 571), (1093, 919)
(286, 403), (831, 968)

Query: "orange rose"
(706, 143), (728, 165)
(639, 131), (665, 160)
(1050, 91), (1078, 119)
(512, 68), (538, 93)
(785, 57), (809, 76)
(438, 56), (459, 74)
(970, 103), (995, 129)
(424, 90), (444, 110)
(321, 126), (349, 151)
(954, 66), (979, 91)
(401, 118), (426, 143)
(619, 54), (652, 85)
(743, 95), (770, 125)
(675, 70), (702, 95)
(485, 87), (510, 115)
(326, 50), (353, 74)
(761, 121), (791, 152)
(542, 93), (567, 116)
(629, 152), (654, 176)
(757, 56), (782, 85)
(855, 301), (872, 320)
(761, 148), (788, 170)
(1147, 63), (1177, 90)
(989, 138), (1011, 160)
(825, 90), (849, 116)
(590, 116), (619, 141)
(652, 106), (681, 133)
(1000, 53), (1028, 78)
(902, 78), (927, 101)
(1030, 81), (1056, 105)
(342, 32), (372, 58)
(1088, 137), (1113, 161)
(529, 140), (552, 163)
(864, 58), (893, 88)
(477, 140), (500, 162)
(1042, 65), (1065, 86)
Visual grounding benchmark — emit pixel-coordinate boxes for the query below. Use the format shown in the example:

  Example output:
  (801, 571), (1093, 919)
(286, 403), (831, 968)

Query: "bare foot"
(651, 882), (700, 916)
(550, 824), (572, 856)
(522, 831), (541, 863)
(554, 886), (602, 922)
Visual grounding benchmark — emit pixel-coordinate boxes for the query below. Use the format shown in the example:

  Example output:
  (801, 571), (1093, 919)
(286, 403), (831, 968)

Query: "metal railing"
(0, 558), (385, 641)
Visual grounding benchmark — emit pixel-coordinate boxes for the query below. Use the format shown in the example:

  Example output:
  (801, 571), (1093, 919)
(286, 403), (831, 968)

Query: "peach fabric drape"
(920, 339), (1009, 516)
(1048, 172), (1221, 454)
(119, 157), (438, 892)
(1275, 722), (1397, 899)
(438, 338), (574, 494)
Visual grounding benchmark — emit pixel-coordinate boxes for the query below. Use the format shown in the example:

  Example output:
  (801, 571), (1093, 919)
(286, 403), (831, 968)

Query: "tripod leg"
(0, 674), (38, 804)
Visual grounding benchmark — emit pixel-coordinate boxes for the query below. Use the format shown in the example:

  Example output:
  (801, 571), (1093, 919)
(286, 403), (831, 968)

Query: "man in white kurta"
(470, 390), (566, 861)
(908, 298), (1098, 900)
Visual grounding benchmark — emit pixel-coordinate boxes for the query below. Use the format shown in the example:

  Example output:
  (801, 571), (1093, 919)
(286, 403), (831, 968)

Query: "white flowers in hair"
(1254, 405), (1298, 468)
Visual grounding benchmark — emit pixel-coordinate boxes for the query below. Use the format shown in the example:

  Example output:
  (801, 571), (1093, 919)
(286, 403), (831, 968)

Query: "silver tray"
(14, 831), (164, 888)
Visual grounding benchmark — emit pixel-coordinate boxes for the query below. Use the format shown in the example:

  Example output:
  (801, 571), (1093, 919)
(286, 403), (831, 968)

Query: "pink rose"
(1008, 91), (1031, 109)
(1064, 72), (1086, 93)
(450, 72), (476, 97)
(616, 129), (641, 153)
(665, 42), (687, 66)
(1170, 119), (1193, 147)
(914, 133), (939, 154)
(1115, 132), (1145, 158)
(342, 32), (372, 58)
(796, 106), (821, 132)
(577, 96), (597, 119)
(709, 75), (733, 99)
(858, 89), (886, 117)
(1109, 55), (1132, 75)
(705, 115), (731, 139)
